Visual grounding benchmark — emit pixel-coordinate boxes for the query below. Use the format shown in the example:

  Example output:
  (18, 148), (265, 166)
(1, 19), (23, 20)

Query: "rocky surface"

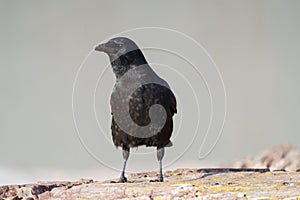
(1, 144), (300, 199)
(1, 169), (300, 199)
(231, 144), (300, 172)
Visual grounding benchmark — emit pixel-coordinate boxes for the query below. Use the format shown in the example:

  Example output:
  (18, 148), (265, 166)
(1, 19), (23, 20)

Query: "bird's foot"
(150, 176), (164, 182)
(159, 176), (164, 182)
(119, 176), (127, 183)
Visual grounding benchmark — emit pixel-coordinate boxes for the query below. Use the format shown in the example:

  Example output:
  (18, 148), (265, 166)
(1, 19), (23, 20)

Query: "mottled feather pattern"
(111, 82), (176, 149)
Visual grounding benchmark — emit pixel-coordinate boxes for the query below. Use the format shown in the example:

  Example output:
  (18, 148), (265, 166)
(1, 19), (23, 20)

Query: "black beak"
(95, 43), (106, 52)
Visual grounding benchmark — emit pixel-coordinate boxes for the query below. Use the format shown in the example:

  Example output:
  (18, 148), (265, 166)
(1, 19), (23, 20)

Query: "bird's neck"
(109, 50), (147, 79)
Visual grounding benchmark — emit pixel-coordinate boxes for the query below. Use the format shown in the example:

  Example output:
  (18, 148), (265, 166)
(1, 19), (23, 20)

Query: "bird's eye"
(114, 41), (123, 47)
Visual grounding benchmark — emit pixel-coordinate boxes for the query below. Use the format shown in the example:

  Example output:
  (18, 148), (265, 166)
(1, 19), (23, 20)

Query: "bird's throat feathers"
(109, 49), (147, 79)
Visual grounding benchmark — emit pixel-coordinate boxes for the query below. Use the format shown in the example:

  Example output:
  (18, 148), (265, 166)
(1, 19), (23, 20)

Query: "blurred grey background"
(1, 0), (300, 184)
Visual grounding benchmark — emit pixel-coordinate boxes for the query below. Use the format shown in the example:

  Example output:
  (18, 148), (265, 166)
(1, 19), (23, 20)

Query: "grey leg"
(156, 147), (165, 182)
(119, 148), (129, 183)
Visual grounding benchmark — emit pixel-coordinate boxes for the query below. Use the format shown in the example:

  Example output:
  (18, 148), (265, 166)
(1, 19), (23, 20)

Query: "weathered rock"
(231, 144), (300, 172)
(1, 169), (300, 199)
(2, 144), (300, 199)
(0, 179), (93, 200)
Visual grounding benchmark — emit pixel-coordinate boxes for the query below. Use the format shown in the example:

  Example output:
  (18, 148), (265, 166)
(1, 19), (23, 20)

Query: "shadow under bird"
(95, 37), (177, 182)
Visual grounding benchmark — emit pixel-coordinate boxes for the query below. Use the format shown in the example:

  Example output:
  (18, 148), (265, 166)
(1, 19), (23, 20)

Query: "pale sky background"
(1, 0), (300, 184)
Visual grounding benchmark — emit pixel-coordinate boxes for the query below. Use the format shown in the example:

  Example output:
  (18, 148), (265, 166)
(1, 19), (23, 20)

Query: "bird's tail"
(165, 141), (173, 147)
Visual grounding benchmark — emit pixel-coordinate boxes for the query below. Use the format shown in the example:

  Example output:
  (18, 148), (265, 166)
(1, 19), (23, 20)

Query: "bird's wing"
(130, 83), (177, 119)
(139, 66), (177, 116)
(169, 89), (177, 115)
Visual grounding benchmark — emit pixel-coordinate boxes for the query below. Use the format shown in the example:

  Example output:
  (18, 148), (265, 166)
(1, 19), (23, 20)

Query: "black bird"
(95, 37), (177, 182)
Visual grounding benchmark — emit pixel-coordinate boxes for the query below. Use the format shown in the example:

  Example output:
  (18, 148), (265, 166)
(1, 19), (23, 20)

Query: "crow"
(95, 37), (177, 182)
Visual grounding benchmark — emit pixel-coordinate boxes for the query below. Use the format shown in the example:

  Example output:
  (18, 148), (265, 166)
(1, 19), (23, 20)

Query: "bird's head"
(95, 37), (147, 78)
(95, 37), (140, 58)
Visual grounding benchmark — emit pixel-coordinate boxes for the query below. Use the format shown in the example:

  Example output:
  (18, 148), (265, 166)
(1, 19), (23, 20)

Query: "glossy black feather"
(96, 37), (177, 150)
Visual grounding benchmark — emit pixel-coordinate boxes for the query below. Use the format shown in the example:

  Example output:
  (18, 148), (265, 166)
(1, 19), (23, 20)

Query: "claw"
(150, 177), (164, 182)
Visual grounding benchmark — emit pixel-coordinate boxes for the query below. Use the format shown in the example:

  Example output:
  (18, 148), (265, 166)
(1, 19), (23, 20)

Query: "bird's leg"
(119, 147), (129, 183)
(156, 147), (165, 182)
